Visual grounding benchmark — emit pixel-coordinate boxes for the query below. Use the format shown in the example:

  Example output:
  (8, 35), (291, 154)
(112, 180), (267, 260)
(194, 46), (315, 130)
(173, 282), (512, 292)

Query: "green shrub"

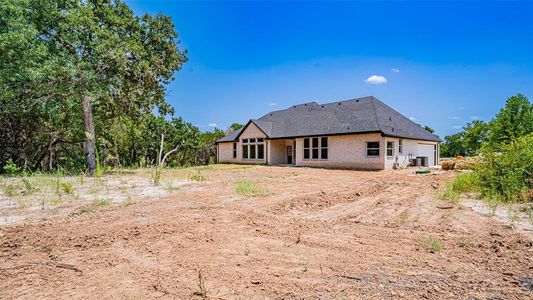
(476, 133), (533, 202)
(442, 133), (533, 203)
(59, 182), (74, 194)
(3, 159), (22, 175)
(235, 179), (265, 196)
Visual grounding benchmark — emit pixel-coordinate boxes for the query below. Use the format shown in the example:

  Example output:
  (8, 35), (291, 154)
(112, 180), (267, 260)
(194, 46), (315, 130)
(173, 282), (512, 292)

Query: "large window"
(303, 137), (328, 160)
(367, 141), (380, 156)
(303, 138), (310, 159)
(242, 138), (265, 160)
(257, 144), (264, 159)
(387, 141), (394, 157)
(321, 137), (328, 159)
(242, 144), (248, 159)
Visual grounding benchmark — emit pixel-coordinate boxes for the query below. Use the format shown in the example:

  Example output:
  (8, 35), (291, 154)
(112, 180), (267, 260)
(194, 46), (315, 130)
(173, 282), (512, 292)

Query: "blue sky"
(126, 0), (533, 138)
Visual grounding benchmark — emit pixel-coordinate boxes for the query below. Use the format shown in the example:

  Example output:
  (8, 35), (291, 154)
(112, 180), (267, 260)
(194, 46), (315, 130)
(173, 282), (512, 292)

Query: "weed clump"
(424, 236), (444, 252)
(235, 179), (265, 196)
(189, 171), (208, 182)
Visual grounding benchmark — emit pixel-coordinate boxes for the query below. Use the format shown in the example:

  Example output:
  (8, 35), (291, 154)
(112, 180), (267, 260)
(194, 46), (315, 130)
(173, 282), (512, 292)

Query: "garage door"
(417, 144), (436, 166)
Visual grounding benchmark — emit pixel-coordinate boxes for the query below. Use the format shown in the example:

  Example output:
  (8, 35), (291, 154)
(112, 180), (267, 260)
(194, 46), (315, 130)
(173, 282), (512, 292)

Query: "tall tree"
(487, 94), (533, 148)
(1, 0), (187, 174)
(462, 120), (489, 155)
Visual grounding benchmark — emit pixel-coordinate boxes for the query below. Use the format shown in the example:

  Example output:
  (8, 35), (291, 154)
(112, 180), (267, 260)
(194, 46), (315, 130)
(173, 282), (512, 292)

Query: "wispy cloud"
(208, 123), (217, 127)
(365, 75), (387, 85)
(447, 116), (461, 120)
(391, 68), (400, 73)
(452, 125), (462, 129)
(469, 116), (480, 120)
(268, 102), (278, 106)
(409, 116), (418, 121)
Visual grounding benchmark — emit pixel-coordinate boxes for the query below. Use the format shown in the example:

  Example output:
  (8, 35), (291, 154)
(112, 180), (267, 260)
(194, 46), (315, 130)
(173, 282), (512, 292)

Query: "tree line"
(0, 0), (240, 174)
(440, 94), (532, 158)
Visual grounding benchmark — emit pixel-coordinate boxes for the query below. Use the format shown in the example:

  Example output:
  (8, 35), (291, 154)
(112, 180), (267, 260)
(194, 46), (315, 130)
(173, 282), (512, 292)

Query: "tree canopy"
(0, 0), (228, 174)
(440, 94), (532, 157)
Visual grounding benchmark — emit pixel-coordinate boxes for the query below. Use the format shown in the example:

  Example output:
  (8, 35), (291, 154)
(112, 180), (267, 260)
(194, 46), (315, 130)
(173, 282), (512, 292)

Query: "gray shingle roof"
(217, 96), (441, 143)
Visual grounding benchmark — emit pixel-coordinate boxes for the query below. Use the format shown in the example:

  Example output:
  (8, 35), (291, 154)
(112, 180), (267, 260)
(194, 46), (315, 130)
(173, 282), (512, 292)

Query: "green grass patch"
(235, 179), (266, 196)
(439, 172), (480, 202)
(92, 198), (112, 207)
(2, 183), (17, 197)
(424, 236), (444, 252)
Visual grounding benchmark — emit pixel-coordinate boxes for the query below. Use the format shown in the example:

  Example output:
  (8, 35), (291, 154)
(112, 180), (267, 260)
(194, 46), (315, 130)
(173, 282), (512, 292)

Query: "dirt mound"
(267, 182), (391, 214)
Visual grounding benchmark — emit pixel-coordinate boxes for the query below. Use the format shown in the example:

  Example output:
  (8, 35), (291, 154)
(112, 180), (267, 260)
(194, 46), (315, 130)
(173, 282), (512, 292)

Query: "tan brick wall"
(219, 127), (440, 169)
(268, 140), (287, 165)
(217, 142), (238, 163)
(294, 133), (385, 170)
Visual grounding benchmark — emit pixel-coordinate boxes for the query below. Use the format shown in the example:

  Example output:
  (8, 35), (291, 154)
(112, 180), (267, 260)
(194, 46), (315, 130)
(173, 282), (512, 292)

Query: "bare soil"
(1, 165), (532, 299)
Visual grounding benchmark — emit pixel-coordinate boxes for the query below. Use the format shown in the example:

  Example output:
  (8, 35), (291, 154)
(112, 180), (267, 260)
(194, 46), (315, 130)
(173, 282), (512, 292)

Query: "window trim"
(366, 141), (381, 157)
(303, 137), (328, 160)
(398, 139), (403, 154)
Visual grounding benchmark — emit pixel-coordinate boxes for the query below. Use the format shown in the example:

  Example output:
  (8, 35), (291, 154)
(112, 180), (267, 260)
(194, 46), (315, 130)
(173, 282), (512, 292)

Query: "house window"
(250, 144), (256, 159)
(233, 143), (237, 158)
(258, 144), (264, 159)
(242, 144), (248, 159)
(399, 139), (403, 154)
(242, 137), (264, 160)
(303, 137), (328, 160)
(312, 137), (319, 159)
(321, 137), (328, 159)
(367, 141), (380, 156)
(387, 141), (394, 157)
(303, 138), (310, 159)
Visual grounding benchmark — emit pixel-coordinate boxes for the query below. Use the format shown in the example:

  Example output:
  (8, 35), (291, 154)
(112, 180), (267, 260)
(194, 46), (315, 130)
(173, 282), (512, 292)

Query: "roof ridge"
(369, 97), (382, 131)
(371, 97), (441, 140)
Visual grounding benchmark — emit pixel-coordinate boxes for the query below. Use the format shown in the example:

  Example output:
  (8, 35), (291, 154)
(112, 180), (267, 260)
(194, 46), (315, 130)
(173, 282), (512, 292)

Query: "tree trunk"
(82, 96), (97, 174)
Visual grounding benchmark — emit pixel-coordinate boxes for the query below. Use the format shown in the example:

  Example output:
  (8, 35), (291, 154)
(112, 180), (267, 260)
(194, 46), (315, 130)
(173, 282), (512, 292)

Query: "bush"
(3, 159), (22, 175)
(476, 133), (533, 202)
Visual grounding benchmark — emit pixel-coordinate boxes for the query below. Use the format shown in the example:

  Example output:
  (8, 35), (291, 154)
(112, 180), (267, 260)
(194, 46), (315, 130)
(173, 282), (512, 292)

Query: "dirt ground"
(1, 165), (532, 299)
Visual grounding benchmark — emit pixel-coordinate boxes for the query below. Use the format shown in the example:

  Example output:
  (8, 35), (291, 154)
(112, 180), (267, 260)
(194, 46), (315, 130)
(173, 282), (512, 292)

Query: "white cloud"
(409, 116), (418, 121)
(208, 123), (217, 127)
(391, 68), (400, 73)
(452, 125), (462, 129)
(268, 102), (278, 106)
(447, 116), (461, 120)
(469, 116), (480, 120)
(365, 75), (387, 85)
